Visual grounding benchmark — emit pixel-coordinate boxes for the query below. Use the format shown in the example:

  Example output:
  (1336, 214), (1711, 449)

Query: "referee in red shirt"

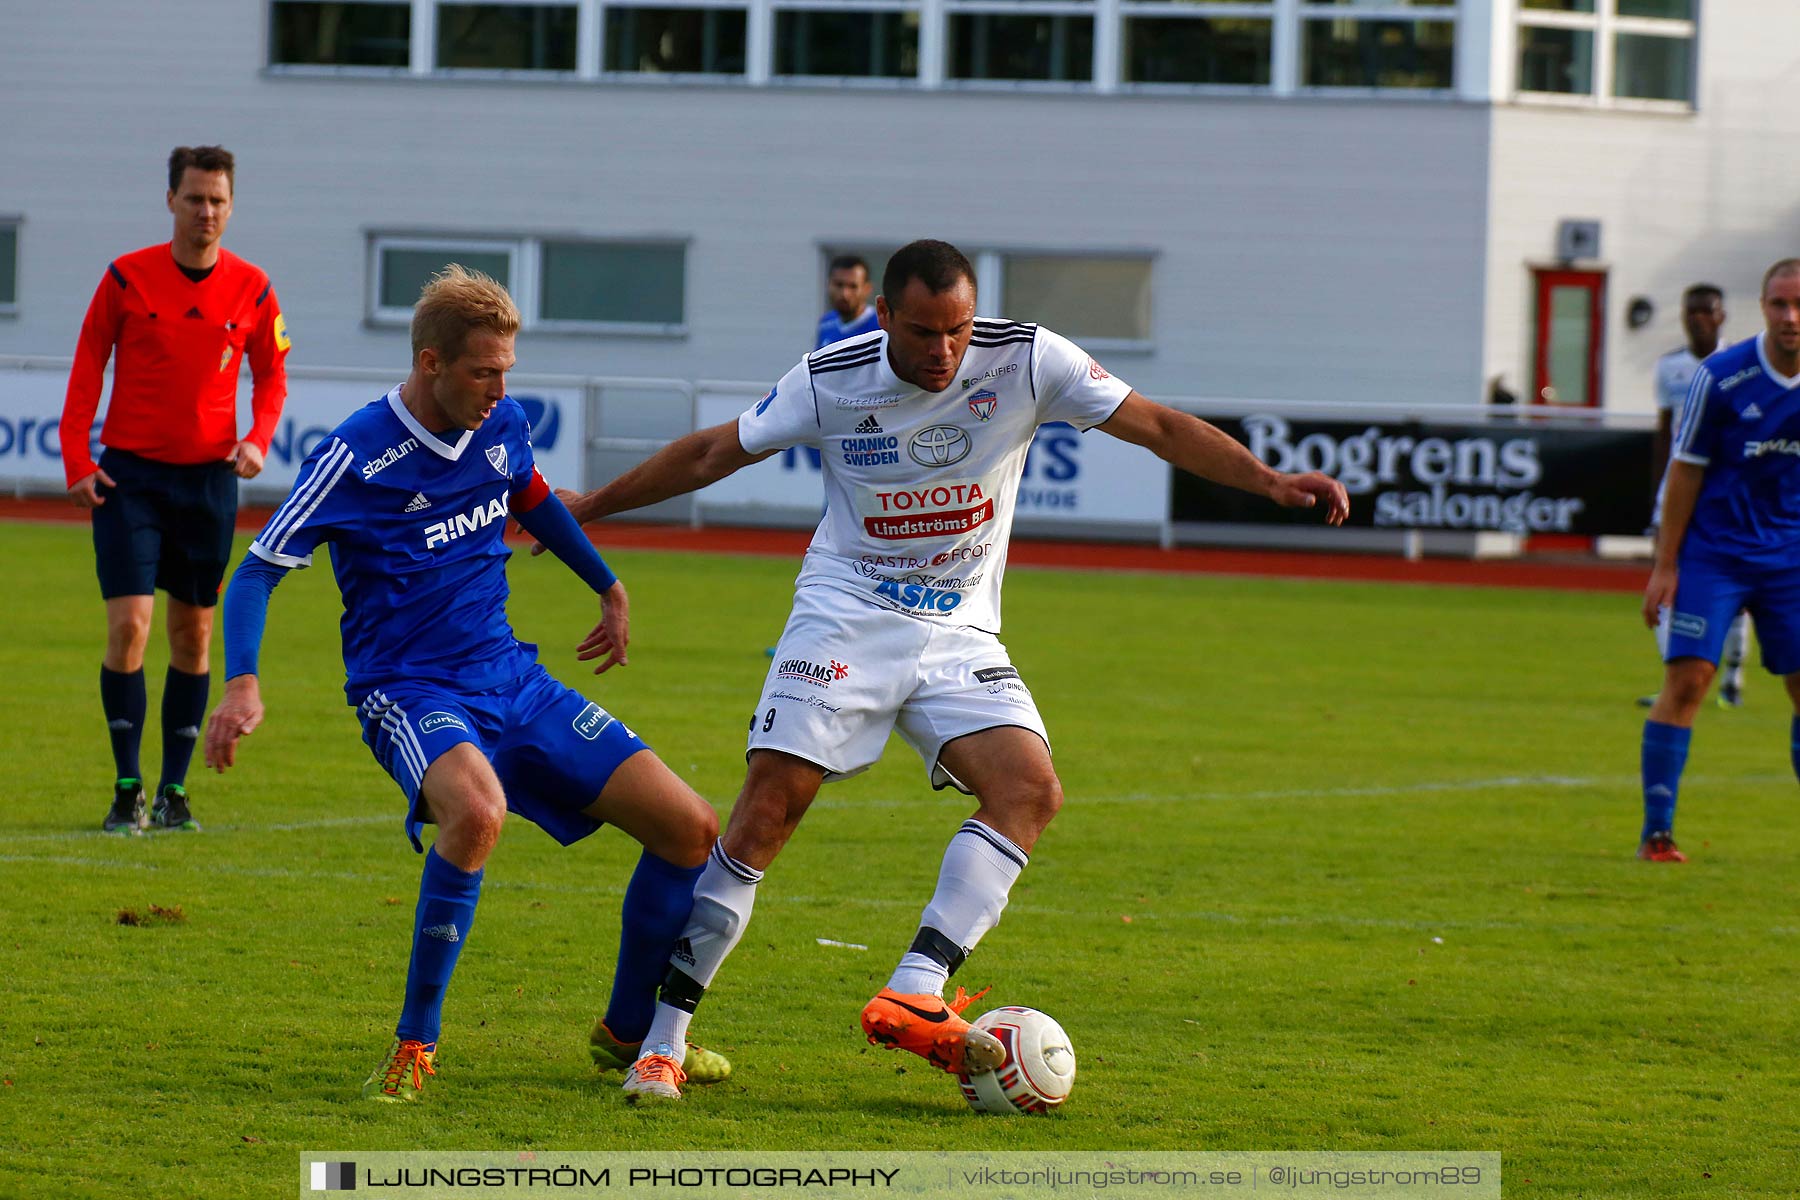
(60, 145), (291, 834)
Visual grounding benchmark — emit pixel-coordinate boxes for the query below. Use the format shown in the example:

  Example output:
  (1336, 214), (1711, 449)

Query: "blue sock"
(395, 846), (483, 1045)
(100, 666), (146, 783)
(1790, 716), (1800, 787)
(602, 850), (703, 1044)
(157, 667), (209, 793)
(1641, 719), (1692, 840)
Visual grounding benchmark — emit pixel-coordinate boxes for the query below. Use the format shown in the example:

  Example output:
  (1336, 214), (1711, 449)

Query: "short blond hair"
(411, 264), (520, 363)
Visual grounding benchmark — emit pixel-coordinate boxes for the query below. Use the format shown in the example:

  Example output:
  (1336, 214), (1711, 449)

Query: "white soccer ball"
(957, 1006), (1076, 1114)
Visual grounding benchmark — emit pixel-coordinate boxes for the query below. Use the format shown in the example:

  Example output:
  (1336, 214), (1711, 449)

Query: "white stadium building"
(2, 0), (1795, 546)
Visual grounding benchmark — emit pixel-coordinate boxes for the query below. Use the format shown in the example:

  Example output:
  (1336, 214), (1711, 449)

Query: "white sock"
(679, 841), (762, 989)
(637, 842), (761, 1064)
(640, 1001), (693, 1060)
(887, 955), (950, 997)
(885, 820), (1027, 994)
(1723, 613), (1750, 684)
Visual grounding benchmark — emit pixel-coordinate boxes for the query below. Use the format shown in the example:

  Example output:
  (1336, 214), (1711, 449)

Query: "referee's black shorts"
(90, 447), (237, 607)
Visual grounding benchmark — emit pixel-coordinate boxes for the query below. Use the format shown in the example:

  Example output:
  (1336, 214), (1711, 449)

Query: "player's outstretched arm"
(204, 552), (288, 771)
(567, 421), (772, 524)
(1644, 460), (1704, 628)
(1097, 393), (1349, 525)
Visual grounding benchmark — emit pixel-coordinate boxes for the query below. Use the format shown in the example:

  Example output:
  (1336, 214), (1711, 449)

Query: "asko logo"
(424, 495), (508, 548)
(874, 580), (964, 612)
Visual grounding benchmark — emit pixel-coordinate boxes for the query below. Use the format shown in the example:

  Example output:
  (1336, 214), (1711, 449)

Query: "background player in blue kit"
(203, 266), (728, 1101)
(1639, 284), (1749, 709)
(816, 254), (881, 349)
(1639, 258), (1800, 863)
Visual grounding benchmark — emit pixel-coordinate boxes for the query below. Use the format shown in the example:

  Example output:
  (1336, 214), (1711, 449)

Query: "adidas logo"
(1743, 402), (1763, 420)
(404, 493), (431, 513)
(184, 306), (204, 319)
(174, 725), (200, 739)
(672, 936), (696, 966)
(854, 415), (884, 434)
(423, 923), (461, 943)
(108, 719), (135, 731)
(1646, 784), (1673, 798)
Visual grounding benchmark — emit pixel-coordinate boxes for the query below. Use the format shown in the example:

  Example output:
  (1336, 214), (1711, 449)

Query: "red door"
(1532, 268), (1606, 408)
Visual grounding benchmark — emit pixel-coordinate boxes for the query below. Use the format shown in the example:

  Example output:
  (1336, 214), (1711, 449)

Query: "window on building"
(0, 222), (18, 313)
(370, 235), (688, 331)
(437, 3), (577, 70)
(1517, 23), (1592, 93)
(539, 240), (686, 328)
(1000, 255), (1152, 344)
(821, 245), (1151, 344)
(1300, 1), (1455, 90)
(271, 1), (412, 66)
(1120, 9), (1272, 87)
(264, 0), (1509, 97)
(1517, 0), (1695, 105)
(946, 9), (1095, 83)
(373, 238), (517, 318)
(774, 9), (919, 78)
(604, 6), (748, 74)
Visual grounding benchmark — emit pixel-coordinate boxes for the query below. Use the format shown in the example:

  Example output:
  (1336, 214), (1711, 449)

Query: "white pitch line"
(8, 770), (1789, 846)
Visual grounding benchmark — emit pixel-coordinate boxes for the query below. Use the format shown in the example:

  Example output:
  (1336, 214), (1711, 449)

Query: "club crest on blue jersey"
(486, 444), (509, 476)
(967, 390), (998, 421)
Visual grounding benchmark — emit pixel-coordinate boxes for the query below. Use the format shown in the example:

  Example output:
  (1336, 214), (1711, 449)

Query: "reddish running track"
(1, 497), (1648, 594)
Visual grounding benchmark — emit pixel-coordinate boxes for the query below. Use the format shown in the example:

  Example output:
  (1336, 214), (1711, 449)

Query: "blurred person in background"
(816, 254), (880, 349)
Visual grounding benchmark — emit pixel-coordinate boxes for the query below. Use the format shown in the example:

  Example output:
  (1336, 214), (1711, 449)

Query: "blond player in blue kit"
(204, 267), (729, 1101)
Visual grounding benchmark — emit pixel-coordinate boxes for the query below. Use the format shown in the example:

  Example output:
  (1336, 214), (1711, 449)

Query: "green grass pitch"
(2, 519), (1798, 1197)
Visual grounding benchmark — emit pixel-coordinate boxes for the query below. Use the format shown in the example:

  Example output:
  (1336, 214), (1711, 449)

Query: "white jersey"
(738, 319), (1132, 633)
(1655, 346), (1703, 413)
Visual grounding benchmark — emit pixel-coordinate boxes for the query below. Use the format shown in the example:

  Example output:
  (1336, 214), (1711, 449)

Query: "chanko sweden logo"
(909, 425), (971, 467)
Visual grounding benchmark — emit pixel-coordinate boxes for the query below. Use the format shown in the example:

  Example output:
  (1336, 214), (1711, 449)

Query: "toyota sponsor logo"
(909, 425), (971, 468)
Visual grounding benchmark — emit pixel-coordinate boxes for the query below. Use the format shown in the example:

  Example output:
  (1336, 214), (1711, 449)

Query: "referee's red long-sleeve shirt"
(60, 243), (291, 487)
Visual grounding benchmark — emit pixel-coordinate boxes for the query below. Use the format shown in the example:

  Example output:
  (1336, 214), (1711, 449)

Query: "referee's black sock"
(100, 666), (146, 784)
(157, 666), (210, 793)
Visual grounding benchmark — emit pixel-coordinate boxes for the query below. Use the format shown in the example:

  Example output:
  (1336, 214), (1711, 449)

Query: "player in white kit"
(558, 240), (1350, 1099)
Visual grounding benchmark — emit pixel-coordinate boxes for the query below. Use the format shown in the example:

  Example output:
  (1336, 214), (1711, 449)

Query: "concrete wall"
(1, 1), (1490, 411)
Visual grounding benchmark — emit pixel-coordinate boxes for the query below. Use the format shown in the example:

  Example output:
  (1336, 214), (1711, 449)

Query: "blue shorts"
(90, 448), (237, 605)
(1663, 552), (1800, 674)
(355, 663), (650, 851)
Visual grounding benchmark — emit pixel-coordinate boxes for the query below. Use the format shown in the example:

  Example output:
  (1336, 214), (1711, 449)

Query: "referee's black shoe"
(151, 783), (200, 832)
(104, 779), (147, 835)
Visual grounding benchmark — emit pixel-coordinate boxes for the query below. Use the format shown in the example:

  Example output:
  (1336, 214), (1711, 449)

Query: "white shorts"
(749, 584), (1049, 793)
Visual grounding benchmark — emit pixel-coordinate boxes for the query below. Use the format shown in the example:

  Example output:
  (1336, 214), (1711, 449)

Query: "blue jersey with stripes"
(816, 306), (881, 350)
(250, 386), (539, 700)
(1672, 333), (1800, 567)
